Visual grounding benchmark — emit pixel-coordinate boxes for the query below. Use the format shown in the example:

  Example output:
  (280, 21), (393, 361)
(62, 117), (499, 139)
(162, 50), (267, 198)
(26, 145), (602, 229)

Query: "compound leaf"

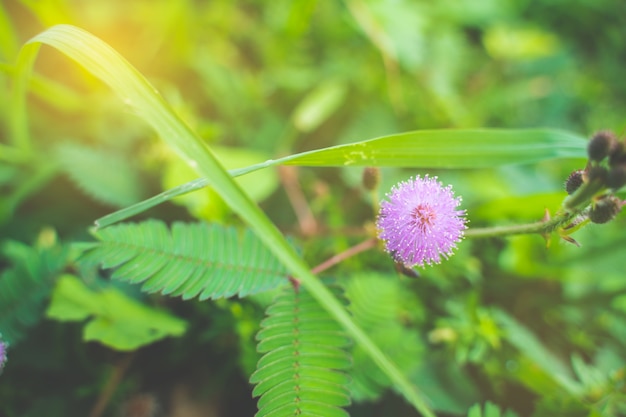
(79, 220), (288, 300)
(467, 402), (519, 417)
(0, 239), (68, 344)
(250, 282), (352, 417)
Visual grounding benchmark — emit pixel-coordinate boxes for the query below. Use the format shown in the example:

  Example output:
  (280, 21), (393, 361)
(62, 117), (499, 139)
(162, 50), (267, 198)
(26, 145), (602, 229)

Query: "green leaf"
(484, 25), (558, 60)
(467, 402), (519, 417)
(292, 79), (348, 133)
(280, 129), (587, 168)
(79, 220), (288, 300)
(55, 142), (144, 208)
(0, 239), (68, 344)
(45, 273), (101, 321)
(82, 290), (186, 350)
(47, 275), (186, 350)
(0, 160), (58, 226)
(344, 273), (425, 401)
(250, 282), (351, 417)
(493, 309), (583, 396)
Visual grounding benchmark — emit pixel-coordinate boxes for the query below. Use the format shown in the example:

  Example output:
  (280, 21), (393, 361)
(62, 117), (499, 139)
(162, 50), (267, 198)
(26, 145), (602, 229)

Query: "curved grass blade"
(95, 177), (210, 228)
(96, 128), (586, 227)
(13, 24), (454, 417)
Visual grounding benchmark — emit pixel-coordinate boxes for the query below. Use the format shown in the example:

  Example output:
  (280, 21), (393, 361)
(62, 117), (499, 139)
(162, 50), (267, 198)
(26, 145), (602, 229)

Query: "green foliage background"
(1, 0), (626, 416)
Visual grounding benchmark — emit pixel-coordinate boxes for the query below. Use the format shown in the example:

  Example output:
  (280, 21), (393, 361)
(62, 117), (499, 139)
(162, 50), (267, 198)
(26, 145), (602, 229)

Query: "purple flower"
(0, 338), (6, 373)
(377, 175), (467, 267)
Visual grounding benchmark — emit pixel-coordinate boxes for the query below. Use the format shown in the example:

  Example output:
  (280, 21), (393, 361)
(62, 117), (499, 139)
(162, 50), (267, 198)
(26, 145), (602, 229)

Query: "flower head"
(0, 337), (7, 373)
(377, 175), (467, 267)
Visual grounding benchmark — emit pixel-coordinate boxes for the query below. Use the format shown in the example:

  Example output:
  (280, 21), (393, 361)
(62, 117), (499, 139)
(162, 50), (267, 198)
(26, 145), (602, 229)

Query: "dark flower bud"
(565, 170), (584, 194)
(362, 167), (380, 191)
(609, 140), (626, 167)
(588, 130), (618, 162)
(564, 166), (608, 211)
(589, 195), (623, 224)
(607, 164), (626, 190)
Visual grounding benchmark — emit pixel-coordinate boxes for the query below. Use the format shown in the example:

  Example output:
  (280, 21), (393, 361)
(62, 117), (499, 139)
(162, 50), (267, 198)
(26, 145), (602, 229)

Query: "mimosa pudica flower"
(377, 175), (467, 268)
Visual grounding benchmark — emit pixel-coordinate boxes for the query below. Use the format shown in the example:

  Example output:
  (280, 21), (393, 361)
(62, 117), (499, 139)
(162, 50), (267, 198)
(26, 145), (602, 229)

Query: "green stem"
(563, 173), (605, 211)
(465, 210), (580, 239)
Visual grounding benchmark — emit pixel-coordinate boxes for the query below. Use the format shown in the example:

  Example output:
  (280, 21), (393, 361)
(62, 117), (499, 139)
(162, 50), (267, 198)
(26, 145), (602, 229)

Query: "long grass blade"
(16, 24), (437, 417)
(279, 128), (587, 168)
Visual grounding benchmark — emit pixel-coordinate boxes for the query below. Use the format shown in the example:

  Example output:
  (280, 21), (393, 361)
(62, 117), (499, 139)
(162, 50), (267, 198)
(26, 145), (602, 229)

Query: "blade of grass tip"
(95, 177), (210, 228)
(18, 25), (437, 417)
(275, 129), (587, 168)
(95, 164), (273, 228)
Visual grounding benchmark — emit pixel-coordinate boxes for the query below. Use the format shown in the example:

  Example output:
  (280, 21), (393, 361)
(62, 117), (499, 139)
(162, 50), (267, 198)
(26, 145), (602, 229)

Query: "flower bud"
(607, 164), (626, 190)
(589, 195), (623, 224)
(609, 140), (626, 167)
(588, 130), (618, 162)
(565, 170), (584, 194)
(362, 167), (380, 191)
(563, 166), (608, 211)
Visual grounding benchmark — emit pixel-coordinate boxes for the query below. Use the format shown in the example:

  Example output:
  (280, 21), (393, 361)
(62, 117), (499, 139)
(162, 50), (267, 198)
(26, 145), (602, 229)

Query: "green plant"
(2, 2), (626, 416)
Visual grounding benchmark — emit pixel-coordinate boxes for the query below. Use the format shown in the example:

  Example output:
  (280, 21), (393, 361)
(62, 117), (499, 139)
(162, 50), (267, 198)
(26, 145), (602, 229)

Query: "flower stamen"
(411, 203), (436, 231)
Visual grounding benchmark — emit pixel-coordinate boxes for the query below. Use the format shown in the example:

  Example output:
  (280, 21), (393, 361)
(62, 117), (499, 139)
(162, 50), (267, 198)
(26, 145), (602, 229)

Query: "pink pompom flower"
(377, 175), (467, 268)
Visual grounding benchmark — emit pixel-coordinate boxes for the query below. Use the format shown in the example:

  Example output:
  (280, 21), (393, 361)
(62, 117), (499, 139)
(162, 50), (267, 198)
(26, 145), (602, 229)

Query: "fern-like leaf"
(250, 282), (352, 417)
(79, 220), (288, 300)
(0, 240), (69, 343)
(345, 273), (424, 401)
(467, 402), (519, 417)
(55, 142), (145, 208)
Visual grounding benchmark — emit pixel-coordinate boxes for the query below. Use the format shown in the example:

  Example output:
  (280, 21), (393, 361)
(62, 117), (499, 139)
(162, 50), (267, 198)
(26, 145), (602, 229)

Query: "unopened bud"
(565, 170), (584, 194)
(589, 195), (623, 224)
(588, 131), (618, 162)
(362, 167), (380, 191)
(607, 164), (626, 190)
(564, 166), (608, 211)
(609, 140), (626, 167)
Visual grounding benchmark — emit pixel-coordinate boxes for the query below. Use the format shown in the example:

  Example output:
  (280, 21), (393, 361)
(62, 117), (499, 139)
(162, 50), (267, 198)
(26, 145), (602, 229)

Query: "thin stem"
(278, 165), (318, 236)
(465, 210), (580, 239)
(88, 353), (134, 417)
(311, 237), (378, 275)
(289, 237), (378, 289)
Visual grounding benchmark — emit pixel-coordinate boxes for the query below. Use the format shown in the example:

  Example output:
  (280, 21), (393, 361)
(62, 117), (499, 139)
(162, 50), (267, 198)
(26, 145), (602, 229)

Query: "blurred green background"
(1, 0), (626, 416)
